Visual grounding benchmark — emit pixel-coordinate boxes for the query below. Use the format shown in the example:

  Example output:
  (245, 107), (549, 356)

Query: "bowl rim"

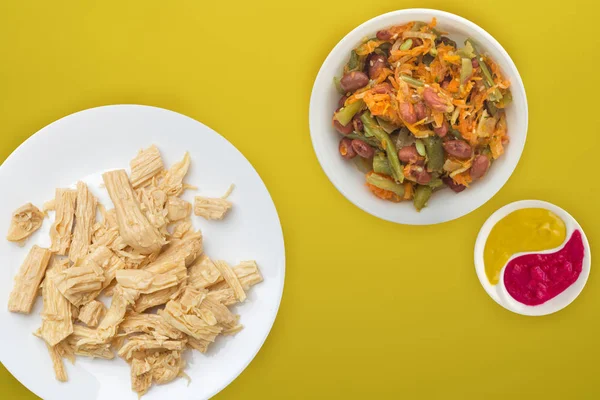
(309, 8), (529, 225)
(474, 200), (591, 316)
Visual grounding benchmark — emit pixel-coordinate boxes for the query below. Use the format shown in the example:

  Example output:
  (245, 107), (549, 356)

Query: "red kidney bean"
(423, 87), (452, 112)
(373, 82), (392, 94)
(368, 54), (387, 80)
(470, 155), (490, 180)
(415, 168), (431, 185)
(414, 102), (427, 121)
(352, 114), (364, 132)
(443, 176), (466, 193)
(340, 71), (369, 92)
(338, 95), (348, 109)
(376, 29), (392, 40)
(351, 139), (375, 158)
(399, 102), (417, 124)
(405, 165), (431, 184)
(434, 120), (448, 137)
(398, 145), (420, 164)
(333, 117), (353, 135)
(443, 140), (472, 159)
(339, 138), (356, 160)
(471, 58), (479, 68)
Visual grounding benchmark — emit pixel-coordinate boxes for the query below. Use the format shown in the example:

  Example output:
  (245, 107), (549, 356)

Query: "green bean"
(366, 173), (405, 197)
(333, 77), (344, 94)
(374, 48), (387, 57)
(334, 100), (364, 126)
(378, 42), (392, 54)
(427, 178), (444, 189)
(415, 140), (426, 157)
(437, 36), (457, 48)
(497, 90), (513, 108)
(347, 50), (359, 71)
(457, 41), (475, 58)
(400, 39), (413, 51)
(479, 59), (496, 89)
(485, 100), (498, 117)
(450, 129), (463, 139)
(395, 127), (414, 148)
(352, 156), (372, 173)
(373, 152), (392, 175)
(422, 54), (435, 66)
(423, 136), (444, 172)
(464, 40), (489, 83)
(413, 185), (433, 211)
(361, 113), (404, 183)
(465, 39), (502, 102)
(345, 132), (381, 149)
(460, 58), (473, 86)
(429, 46), (438, 57)
(411, 21), (425, 31)
(481, 63), (502, 102)
(376, 117), (399, 134)
(400, 74), (424, 87)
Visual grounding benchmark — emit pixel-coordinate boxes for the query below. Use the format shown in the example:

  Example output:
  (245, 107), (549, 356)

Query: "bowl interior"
(309, 9), (527, 225)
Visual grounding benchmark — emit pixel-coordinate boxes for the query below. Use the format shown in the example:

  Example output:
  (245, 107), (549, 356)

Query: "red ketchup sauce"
(503, 230), (584, 306)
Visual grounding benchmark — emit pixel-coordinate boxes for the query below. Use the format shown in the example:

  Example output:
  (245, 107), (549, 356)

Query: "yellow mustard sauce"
(484, 208), (567, 285)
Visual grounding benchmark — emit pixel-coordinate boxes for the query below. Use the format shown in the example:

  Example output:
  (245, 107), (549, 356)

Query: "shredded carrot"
(458, 109), (475, 143)
(428, 58), (447, 83)
(374, 68), (393, 84)
(442, 54), (461, 65)
(366, 183), (402, 202)
(403, 182), (414, 200)
(356, 40), (384, 56)
(404, 121), (432, 137)
(453, 171), (472, 187)
(446, 78), (460, 93)
(432, 111), (444, 127)
(388, 22), (414, 37)
(344, 86), (372, 106)
(389, 42), (432, 62)
(490, 136), (504, 159)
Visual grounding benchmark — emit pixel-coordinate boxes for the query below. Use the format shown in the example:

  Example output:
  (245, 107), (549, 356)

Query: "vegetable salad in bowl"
(332, 18), (512, 211)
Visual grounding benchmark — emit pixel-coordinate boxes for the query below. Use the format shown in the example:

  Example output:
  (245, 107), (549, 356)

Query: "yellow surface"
(0, 0), (599, 399)
(484, 208), (566, 284)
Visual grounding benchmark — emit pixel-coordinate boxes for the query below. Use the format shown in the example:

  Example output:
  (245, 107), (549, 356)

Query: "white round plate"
(474, 200), (590, 316)
(309, 8), (528, 225)
(0, 105), (285, 400)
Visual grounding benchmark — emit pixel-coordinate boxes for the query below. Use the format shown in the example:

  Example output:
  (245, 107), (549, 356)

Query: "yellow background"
(1, 0), (599, 399)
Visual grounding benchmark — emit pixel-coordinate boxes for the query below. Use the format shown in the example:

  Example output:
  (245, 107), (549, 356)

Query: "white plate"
(0, 105), (285, 400)
(309, 9), (528, 225)
(474, 200), (590, 316)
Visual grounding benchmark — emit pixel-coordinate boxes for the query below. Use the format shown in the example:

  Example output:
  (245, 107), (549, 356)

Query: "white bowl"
(474, 200), (591, 316)
(309, 9), (528, 225)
